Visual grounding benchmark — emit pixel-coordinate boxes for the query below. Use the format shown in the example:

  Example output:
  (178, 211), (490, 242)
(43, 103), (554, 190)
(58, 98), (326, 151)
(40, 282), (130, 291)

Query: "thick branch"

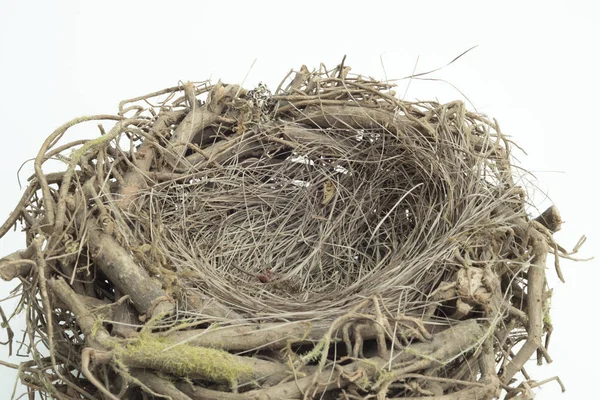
(502, 231), (547, 382)
(388, 378), (498, 400)
(117, 336), (308, 387)
(120, 110), (185, 210)
(295, 104), (414, 133)
(165, 320), (321, 351)
(85, 217), (174, 318)
(134, 370), (193, 400)
(534, 205), (562, 233)
(48, 277), (112, 346)
(183, 293), (244, 320)
(110, 297), (139, 338)
(0, 246), (34, 281)
(165, 84), (239, 168)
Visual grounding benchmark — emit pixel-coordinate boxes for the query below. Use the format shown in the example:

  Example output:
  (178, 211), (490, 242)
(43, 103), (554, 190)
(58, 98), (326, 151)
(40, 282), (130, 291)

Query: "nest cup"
(0, 61), (575, 399)
(153, 87), (504, 320)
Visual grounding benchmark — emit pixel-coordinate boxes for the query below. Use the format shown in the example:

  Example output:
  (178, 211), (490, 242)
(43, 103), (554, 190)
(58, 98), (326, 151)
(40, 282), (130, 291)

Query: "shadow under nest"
(0, 62), (577, 400)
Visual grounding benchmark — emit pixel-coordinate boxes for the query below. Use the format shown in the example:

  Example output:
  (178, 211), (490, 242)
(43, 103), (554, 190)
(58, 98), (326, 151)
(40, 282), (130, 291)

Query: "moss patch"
(115, 335), (253, 384)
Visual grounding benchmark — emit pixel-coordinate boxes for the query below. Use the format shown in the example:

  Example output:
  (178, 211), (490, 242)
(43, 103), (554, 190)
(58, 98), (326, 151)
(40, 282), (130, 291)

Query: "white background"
(0, 1), (598, 399)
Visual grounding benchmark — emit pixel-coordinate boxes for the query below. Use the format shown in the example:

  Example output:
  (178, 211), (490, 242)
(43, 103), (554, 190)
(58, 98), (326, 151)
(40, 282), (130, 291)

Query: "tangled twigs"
(501, 224), (549, 384)
(0, 62), (580, 399)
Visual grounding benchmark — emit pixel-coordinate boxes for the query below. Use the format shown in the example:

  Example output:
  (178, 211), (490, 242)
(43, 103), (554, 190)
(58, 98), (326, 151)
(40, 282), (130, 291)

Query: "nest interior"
(0, 62), (578, 400)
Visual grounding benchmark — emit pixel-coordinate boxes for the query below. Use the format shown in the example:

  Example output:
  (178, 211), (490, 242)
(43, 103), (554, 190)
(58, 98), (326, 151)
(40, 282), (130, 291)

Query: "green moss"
(115, 335), (253, 384)
(91, 319), (102, 337)
(354, 373), (372, 391)
(71, 128), (119, 164)
(300, 337), (327, 365)
(543, 311), (552, 329)
(139, 311), (170, 334)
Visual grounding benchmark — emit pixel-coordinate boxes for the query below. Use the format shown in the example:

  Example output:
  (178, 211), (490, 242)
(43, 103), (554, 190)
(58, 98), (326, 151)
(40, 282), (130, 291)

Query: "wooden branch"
(85, 217), (175, 318)
(165, 83), (239, 168)
(534, 205), (562, 233)
(0, 246), (34, 281)
(176, 384), (246, 400)
(281, 123), (352, 150)
(295, 104), (414, 132)
(0, 180), (37, 239)
(120, 110), (186, 210)
(52, 117), (145, 238)
(81, 348), (119, 400)
(33, 115), (122, 229)
(47, 277), (111, 344)
(164, 320), (321, 351)
(118, 338), (308, 387)
(110, 297), (139, 338)
(183, 293), (244, 320)
(502, 230), (548, 383)
(387, 379), (498, 400)
(134, 370), (193, 400)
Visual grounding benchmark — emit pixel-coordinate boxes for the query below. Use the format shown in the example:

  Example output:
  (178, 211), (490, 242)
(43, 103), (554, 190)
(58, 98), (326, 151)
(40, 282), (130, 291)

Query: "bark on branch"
(85, 219), (175, 318)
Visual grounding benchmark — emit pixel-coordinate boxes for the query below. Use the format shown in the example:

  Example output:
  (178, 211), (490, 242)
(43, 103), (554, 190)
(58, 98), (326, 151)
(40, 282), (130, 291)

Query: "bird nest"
(0, 62), (579, 399)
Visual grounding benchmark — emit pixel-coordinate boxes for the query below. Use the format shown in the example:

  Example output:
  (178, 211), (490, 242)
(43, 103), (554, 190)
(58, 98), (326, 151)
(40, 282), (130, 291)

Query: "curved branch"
(34, 115), (122, 228)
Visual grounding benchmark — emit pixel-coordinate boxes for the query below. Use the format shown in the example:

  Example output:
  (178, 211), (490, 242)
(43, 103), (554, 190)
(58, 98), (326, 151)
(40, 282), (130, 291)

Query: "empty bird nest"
(0, 61), (583, 400)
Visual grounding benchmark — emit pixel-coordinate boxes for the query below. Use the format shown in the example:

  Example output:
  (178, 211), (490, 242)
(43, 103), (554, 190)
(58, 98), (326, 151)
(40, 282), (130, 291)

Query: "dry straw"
(0, 60), (582, 399)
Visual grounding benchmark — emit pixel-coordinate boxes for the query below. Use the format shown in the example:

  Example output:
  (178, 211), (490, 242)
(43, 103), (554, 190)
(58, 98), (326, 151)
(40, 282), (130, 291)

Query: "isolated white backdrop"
(0, 1), (597, 399)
